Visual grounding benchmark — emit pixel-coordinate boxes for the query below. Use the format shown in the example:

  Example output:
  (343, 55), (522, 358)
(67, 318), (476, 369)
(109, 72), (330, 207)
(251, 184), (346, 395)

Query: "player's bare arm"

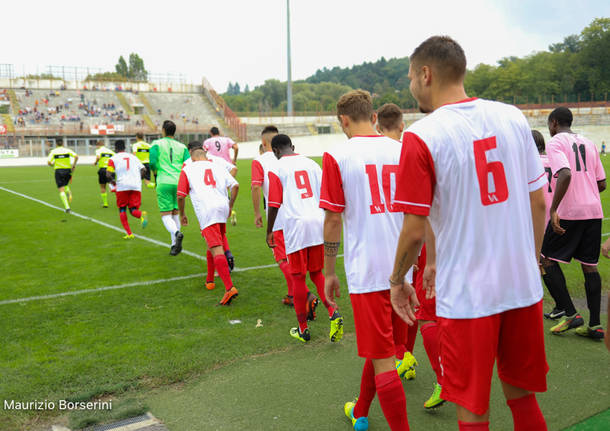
(529, 188), (547, 261)
(390, 214), (424, 325)
(323, 210), (342, 309)
(232, 143), (239, 165)
(94, 155), (100, 166)
(266, 206), (279, 248)
(229, 167), (238, 177)
(228, 183), (239, 215)
(177, 195), (188, 226)
(251, 184), (264, 228)
(72, 154), (78, 172)
(597, 179), (606, 193)
(549, 167), (571, 235)
(423, 219), (437, 299)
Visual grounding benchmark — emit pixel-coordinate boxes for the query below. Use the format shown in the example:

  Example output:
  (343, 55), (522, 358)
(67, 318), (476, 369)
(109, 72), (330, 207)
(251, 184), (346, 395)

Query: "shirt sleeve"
(251, 160), (264, 186)
(203, 140), (209, 151)
(268, 171), (283, 208)
(547, 136), (570, 176)
(229, 138), (236, 147)
(106, 158), (115, 172)
(524, 126), (546, 192)
(319, 152), (345, 213)
(595, 147), (606, 181)
(226, 171), (239, 190)
(183, 146), (190, 163)
(47, 151), (54, 164)
(149, 144), (159, 172)
(177, 170), (190, 197)
(394, 132), (436, 216)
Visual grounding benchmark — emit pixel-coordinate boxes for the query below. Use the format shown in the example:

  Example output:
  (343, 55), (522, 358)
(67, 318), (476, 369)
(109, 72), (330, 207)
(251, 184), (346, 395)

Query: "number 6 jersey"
(320, 135), (411, 294)
(268, 154), (324, 254)
(396, 97), (547, 319)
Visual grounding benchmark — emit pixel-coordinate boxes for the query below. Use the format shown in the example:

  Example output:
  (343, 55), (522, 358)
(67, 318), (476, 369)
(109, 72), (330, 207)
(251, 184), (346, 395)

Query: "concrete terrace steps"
(115, 92), (134, 115)
(1, 113), (15, 132)
(8, 89), (19, 115)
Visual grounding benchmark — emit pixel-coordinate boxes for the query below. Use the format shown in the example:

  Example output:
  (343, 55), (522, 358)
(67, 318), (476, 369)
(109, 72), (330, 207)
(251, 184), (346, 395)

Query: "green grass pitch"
(0, 157), (608, 430)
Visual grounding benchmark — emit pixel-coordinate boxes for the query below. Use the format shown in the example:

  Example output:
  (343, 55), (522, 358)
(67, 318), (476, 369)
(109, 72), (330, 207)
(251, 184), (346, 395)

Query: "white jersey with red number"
(107, 152), (144, 192)
(203, 136), (235, 163)
(396, 98), (546, 319)
(546, 132), (605, 220)
(251, 151), (284, 231)
(320, 135), (412, 294)
(540, 154), (554, 227)
(183, 155), (235, 173)
(268, 154), (324, 254)
(177, 160), (238, 230)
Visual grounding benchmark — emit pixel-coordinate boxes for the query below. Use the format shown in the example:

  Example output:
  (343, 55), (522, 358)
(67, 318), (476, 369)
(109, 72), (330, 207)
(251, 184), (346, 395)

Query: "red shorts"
(287, 244), (323, 275)
(413, 246), (437, 322)
(201, 223), (227, 249)
(272, 230), (287, 262)
(438, 300), (548, 416)
(350, 290), (408, 359)
(116, 190), (141, 208)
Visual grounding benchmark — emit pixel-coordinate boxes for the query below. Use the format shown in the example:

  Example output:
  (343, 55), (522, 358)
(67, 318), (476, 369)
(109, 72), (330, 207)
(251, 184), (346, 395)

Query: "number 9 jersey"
(268, 154), (324, 255)
(320, 135), (411, 294)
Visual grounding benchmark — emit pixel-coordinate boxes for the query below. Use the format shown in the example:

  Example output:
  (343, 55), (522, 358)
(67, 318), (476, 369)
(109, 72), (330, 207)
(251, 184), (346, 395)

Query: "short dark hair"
(548, 107), (573, 127)
(410, 36), (467, 83)
(56, 139), (63, 146)
(162, 120), (176, 136)
(115, 139), (126, 152)
(261, 125), (279, 135)
(377, 103), (403, 131)
(188, 140), (203, 151)
(136, 132), (144, 140)
(210, 126), (220, 135)
(531, 130), (545, 153)
(271, 134), (292, 151)
(336, 90), (374, 122)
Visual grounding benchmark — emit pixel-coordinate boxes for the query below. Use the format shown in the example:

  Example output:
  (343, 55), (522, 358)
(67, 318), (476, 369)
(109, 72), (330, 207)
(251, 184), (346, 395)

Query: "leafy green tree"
(115, 56), (128, 77)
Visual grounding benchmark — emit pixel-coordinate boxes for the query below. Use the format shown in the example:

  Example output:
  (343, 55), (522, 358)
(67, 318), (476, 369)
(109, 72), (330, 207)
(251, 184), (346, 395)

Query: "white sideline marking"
(0, 185), (205, 261)
(603, 232), (610, 237)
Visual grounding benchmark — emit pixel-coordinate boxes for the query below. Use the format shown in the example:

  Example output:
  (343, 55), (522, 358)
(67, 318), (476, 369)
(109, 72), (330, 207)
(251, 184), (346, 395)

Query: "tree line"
(223, 18), (609, 113)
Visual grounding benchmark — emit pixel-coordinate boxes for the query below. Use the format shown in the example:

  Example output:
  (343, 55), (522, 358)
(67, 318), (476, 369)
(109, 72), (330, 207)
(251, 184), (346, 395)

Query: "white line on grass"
(0, 185), (205, 261)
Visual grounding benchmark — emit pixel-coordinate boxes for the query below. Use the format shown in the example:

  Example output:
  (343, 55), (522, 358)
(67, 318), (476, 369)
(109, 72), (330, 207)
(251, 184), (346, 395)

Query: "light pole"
(286, 0), (293, 116)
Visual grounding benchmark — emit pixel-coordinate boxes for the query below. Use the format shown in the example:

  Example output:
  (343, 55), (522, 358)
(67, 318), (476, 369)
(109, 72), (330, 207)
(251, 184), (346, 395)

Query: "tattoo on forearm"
(392, 251), (410, 282)
(324, 241), (340, 257)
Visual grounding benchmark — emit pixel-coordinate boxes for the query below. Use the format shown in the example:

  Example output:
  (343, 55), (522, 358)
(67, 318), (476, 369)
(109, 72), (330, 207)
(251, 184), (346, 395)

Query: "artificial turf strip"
(563, 408), (610, 430)
(0, 160), (609, 430)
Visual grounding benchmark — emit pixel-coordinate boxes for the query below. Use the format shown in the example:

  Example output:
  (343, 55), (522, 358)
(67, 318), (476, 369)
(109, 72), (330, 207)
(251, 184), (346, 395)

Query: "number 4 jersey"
(320, 135), (411, 294)
(178, 161), (239, 230)
(268, 154), (324, 254)
(396, 97), (547, 319)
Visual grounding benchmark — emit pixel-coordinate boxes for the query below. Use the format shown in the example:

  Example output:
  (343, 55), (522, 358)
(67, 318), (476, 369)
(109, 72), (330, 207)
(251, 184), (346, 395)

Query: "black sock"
(544, 263), (576, 316)
(584, 271), (601, 327)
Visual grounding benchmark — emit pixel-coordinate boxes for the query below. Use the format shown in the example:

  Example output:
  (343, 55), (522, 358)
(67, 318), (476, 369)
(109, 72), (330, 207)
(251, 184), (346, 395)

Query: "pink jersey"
(320, 135), (412, 294)
(396, 98), (546, 319)
(268, 154), (324, 254)
(546, 132), (605, 220)
(204, 136), (235, 163)
(107, 153), (144, 192)
(540, 154), (554, 226)
(251, 151), (284, 230)
(177, 160), (238, 230)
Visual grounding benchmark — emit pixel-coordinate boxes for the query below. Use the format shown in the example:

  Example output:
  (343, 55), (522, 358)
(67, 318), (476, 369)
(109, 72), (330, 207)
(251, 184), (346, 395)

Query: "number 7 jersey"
(320, 135), (409, 294)
(268, 154), (324, 254)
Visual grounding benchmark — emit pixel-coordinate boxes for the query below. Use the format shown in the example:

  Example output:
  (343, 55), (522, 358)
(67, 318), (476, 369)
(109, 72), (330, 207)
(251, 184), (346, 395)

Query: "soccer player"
(204, 126), (239, 224)
(93, 140), (115, 208)
(267, 134), (343, 342)
(47, 139), (78, 213)
(106, 140), (148, 239)
(321, 91), (412, 431)
(390, 36), (548, 431)
(185, 140), (236, 272)
(177, 148), (239, 305)
(132, 132), (155, 189)
(541, 107), (606, 339)
(150, 120), (190, 255)
(252, 125), (315, 309)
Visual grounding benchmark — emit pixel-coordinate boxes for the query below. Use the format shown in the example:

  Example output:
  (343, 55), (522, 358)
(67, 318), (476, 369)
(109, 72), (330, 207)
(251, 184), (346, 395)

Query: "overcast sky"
(3, 1), (608, 92)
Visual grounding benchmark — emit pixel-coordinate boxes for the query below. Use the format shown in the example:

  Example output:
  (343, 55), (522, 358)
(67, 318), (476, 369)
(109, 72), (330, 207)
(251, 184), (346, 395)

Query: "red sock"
(458, 421), (489, 430)
(507, 394), (547, 431)
(406, 320), (418, 353)
(309, 270), (335, 316)
(292, 273), (309, 332)
(119, 211), (132, 235)
(278, 260), (294, 296)
(420, 322), (442, 384)
(130, 208), (142, 218)
(206, 250), (215, 283)
(353, 359), (376, 418)
(375, 370), (409, 431)
(213, 255), (233, 290)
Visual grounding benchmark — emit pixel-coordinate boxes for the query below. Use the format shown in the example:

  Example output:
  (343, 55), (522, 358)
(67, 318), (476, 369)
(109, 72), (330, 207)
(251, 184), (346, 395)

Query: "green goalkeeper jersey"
(48, 146), (77, 170)
(132, 140), (151, 163)
(149, 137), (190, 185)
